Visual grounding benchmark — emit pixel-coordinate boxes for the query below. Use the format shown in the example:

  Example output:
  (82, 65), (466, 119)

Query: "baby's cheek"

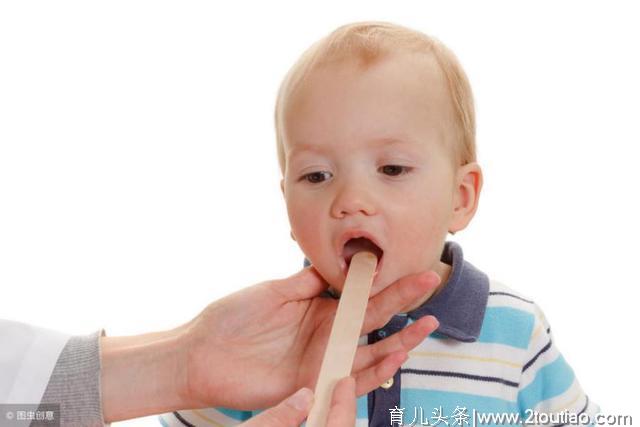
(306, 257), (337, 295)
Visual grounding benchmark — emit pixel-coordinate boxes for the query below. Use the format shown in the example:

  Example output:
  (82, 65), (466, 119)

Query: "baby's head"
(275, 21), (483, 303)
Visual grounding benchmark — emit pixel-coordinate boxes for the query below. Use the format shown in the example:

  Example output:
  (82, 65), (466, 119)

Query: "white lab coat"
(0, 319), (70, 427)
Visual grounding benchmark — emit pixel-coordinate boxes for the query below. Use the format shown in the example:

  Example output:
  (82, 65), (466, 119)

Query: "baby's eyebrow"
(369, 136), (419, 147)
(287, 143), (327, 165)
(288, 142), (322, 156)
(287, 136), (424, 166)
(289, 136), (417, 156)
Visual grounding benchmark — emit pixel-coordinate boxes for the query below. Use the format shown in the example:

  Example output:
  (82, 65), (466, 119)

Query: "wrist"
(100, 324), (190, 422)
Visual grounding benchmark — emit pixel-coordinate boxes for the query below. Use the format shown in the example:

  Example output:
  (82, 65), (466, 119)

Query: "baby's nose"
(330, 184), (377, 218)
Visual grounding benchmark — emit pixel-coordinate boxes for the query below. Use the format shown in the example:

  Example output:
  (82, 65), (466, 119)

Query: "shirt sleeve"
(37, 328), (108, 427)
(517, 303), (600, 423)
(1, 319), (70, 409)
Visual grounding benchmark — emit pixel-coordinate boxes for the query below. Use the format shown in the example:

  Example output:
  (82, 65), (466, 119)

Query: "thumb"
(239, 388), (314, 427)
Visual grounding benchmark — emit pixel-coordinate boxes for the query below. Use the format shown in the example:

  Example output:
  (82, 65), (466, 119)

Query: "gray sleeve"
(37, 329), (108, 427)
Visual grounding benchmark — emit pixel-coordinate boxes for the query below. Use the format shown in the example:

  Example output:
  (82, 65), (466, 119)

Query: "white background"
(1, 1), (638, 425)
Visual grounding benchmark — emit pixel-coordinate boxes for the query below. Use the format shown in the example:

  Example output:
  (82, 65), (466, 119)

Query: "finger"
(353, 315), (439, 372)
(326, 376), (357, 427)
(272, 265), (330, 301)
(239, 387), (314, 427)
(361, 271), (441, 333)
(352, 351), (408, 397)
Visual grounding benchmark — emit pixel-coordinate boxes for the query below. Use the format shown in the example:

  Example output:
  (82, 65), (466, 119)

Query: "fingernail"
(429, 315), (440, 329)
(429, 271), (441, 284)
(287, 387), (314, 411)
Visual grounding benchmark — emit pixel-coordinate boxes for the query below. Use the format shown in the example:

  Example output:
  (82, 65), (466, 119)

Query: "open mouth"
(342, 237), (384, 274)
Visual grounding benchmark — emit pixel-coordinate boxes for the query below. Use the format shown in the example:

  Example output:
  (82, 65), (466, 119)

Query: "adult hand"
(100, 266), (440, 422)
(240, 376), (357, 427)
(180, 266), (440, 410)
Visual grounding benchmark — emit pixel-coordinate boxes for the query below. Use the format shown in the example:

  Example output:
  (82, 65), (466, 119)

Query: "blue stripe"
(477, 307), (534, 349)
(158, 415), (169, 427)
(400, 389), (519, 426)
(357, 394), (368, 419)
(518, 354), (575, 410)
(216, 407), (253, 422)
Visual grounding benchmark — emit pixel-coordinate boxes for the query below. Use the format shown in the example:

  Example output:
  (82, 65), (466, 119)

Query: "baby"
(160, 21), (599, 426)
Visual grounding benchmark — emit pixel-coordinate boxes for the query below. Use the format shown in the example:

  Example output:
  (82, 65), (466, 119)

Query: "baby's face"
(281, 53), (459, 298)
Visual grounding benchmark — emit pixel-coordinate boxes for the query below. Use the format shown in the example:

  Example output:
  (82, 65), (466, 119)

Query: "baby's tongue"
(343, 237), (381, 267)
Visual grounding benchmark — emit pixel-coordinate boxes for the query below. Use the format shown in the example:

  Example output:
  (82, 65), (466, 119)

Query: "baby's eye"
(379, 165), (412, 176)
(301, 171), (333, 184)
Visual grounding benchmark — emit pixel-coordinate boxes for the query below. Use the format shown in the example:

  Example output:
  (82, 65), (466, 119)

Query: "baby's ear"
(449, 162), (483, 234)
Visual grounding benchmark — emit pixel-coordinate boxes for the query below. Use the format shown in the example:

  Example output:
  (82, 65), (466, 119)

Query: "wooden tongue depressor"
(305, 250), (378, 427)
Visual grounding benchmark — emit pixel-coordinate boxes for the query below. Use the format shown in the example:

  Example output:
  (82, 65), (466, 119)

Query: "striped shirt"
(158, 241), (599, 426)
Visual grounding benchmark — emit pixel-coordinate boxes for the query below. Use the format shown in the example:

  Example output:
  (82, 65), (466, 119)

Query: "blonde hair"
(274, 20), (476, 176)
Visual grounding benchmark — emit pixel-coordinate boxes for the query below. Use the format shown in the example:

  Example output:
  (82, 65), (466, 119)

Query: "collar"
(302, 240), (489, 342)
(405, 240), (489, 342)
